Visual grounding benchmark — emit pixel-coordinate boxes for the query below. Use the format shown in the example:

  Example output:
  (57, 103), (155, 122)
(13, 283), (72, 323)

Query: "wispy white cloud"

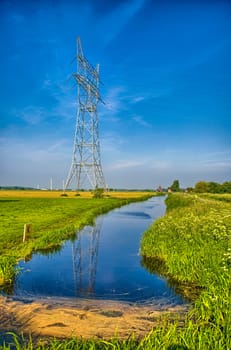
(104, 86), (126, 112)
(101, 132), (128, 152)
(150, 160), (173, 170)
(131, 96), (145, 103)
(12, 76), (77, 126)
(17, 106), (46, 125)
(111, 160), (145, 170)
(42, 79), (53, 89)
(132, 115), (151, 128)
(102, 87), (152, 120)
(128, 89), (174, 105)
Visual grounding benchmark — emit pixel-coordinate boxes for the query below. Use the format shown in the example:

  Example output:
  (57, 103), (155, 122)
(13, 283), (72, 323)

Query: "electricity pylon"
(65, 37), (106, 190)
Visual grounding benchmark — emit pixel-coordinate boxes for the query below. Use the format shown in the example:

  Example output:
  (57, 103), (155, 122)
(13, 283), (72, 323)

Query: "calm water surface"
(12, 196), (185, 305)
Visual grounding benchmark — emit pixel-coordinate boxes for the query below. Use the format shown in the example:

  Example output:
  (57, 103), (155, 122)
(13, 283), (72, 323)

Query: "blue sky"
(1, 0), (230, 189)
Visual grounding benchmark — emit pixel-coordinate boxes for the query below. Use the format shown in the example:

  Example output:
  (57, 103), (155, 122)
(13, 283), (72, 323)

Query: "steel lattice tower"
(65, 37), (106, 190)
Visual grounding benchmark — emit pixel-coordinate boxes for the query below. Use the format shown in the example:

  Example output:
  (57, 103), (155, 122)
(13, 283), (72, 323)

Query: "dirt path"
(0, 296), (189, 341)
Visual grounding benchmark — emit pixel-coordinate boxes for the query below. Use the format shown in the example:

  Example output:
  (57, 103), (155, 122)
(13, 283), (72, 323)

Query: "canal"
(13, 196), (185, 306)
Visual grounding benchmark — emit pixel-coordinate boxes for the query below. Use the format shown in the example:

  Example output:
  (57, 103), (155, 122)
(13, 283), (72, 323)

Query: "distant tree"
(170, 179), (180, 192)
(92, 187), (104, 198)
(208, 182), (222, 193)
(222, 181), (231, 193)
(194, 181), (209, 193)
(194, 180), (231, 193)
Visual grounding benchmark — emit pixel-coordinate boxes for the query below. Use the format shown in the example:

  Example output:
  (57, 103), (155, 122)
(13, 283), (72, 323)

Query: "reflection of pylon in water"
(72, 219), (102, 296)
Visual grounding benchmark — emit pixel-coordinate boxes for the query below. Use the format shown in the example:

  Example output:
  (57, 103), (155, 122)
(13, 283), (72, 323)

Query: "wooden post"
(23, 223), (32, 242)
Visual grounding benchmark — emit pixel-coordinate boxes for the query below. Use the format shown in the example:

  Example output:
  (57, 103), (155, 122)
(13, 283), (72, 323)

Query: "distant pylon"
(65, 37), (106, 190)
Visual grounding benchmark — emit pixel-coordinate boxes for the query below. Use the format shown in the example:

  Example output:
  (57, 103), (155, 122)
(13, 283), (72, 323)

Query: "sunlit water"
(12, 196), (186, 305)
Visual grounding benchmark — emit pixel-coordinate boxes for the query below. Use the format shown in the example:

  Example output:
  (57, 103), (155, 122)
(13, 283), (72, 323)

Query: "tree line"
(193, 180), (231, 193)
(167, 180), (231, 193)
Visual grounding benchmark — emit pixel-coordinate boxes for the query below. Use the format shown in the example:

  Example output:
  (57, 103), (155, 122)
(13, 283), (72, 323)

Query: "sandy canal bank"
(0, 295), (189, 341)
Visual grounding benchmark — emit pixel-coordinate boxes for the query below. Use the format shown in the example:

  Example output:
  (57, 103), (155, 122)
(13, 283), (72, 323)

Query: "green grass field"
(0, 191), (155, 256)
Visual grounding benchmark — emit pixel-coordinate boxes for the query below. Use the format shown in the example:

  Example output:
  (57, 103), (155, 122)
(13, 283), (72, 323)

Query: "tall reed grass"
(141, 193), (231, 349)
(0, 256), (20, 294)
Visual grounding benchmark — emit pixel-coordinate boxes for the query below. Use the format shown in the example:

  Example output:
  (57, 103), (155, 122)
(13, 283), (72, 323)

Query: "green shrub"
(0, 256), (19, 285)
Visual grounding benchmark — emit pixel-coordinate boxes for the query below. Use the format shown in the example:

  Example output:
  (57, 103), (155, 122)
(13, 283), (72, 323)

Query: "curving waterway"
(11, 196), (186, 306)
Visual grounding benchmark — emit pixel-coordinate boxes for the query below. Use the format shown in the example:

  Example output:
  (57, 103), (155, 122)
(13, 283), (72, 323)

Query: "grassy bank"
(140, 193), (231, 349)
(1, 192), (230, 349)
